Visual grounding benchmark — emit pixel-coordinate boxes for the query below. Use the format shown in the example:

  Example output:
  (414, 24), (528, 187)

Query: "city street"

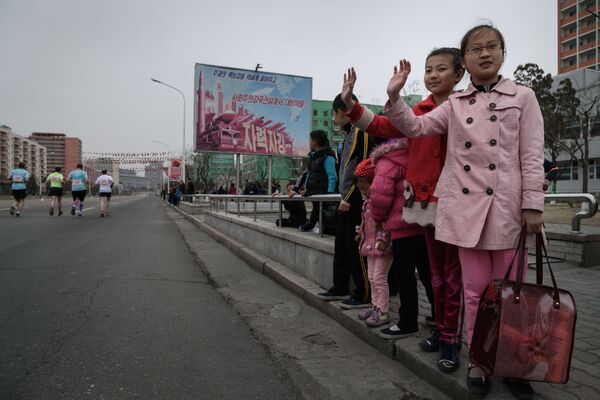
(0, 196), (303, 400)
(0, 196), (446, 400)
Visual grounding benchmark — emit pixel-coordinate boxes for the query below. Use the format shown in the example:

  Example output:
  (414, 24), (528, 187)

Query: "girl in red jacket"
(341, 48), (465, 373)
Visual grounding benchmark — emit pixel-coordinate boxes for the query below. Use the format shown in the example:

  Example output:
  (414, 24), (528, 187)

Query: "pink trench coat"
(384, 78), (545, 250)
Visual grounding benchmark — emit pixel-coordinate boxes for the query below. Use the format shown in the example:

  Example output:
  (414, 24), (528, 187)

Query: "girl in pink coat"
(354, 158), (394, 327)
(383, 25), (544, 399)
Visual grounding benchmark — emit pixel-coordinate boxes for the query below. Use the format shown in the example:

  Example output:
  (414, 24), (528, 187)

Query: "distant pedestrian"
(68, 163), (88, 217)
(95, 169), (114, 217)
(47, 167), (65, 216)
(228, 183), (236, 195)
(275, 182), (308, 228)
(8, 161), (29, 217)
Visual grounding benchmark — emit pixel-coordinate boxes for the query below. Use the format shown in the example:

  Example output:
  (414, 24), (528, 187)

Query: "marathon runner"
(8, 162), (29, 217)
(47, 167), (65, 216)
(68, 163), (88, 217)
(95, 170), (114, 217)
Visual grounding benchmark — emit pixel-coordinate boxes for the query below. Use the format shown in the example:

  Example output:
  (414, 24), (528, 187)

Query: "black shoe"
(438, 342), (460, 373)
(503, 379), (534, 400)
(71, 206), (76, 215)
(317, 289), (350, 301)
(419, 329), (440, 352)
(49, 208), (54, 216)
(58, 210), (63, 216)
(299, 223), (315, 232)
(339, 298), (371, 309)
(379, 324), (418, 339)
(467, 365), (490, 398)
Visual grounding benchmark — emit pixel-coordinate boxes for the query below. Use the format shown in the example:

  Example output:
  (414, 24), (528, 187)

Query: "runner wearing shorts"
(95, 170), (114, 218)
(47, 167), (65, 216)
(8, 162), (29, 217)
(68, 163), (88, 217)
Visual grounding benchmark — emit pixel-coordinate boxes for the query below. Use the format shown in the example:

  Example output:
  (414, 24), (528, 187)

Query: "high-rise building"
(558, 0), (600, 74)
(0, 125), (47, 193)
(29, 132), (82, 175)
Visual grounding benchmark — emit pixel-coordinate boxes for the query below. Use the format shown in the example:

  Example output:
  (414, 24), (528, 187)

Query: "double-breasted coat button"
(490, 139), (497, 146)
(465, 141), (472, 148)
(489, 102), (496, 109)
(486, 188), (494, 195)
(490, 115), (498, 122)
(464, 165), (471, 171)
(489, 163), (496, 170)
(469, 98), (476, 105)
(466, 117), (474, 124)
(462, 188), (470, 194)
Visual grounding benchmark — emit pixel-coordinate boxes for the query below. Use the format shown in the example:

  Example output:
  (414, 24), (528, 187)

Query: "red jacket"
(347, 96), (446, 226)
(369, 138), (423, 240)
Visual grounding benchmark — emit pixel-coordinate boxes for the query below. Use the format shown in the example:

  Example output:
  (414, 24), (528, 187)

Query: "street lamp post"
(150, 78), (186, 184)
(152, 139), (170, 196)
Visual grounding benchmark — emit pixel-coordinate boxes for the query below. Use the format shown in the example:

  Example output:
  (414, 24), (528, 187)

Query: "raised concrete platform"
(168, 204), (596, 400)
(544, 223), (600, 267)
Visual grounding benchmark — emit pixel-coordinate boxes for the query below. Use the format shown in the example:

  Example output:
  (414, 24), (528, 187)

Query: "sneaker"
(299, 223), (315, 232)
(425, 315), (437, 327)
(366, 310), (390, 327)
(317, 289), (350, 301)
(358, 306), (376, 321)
(438, 342), (460, 372)
(58, 210), (63, 216)
(71, 206), (76, 216)
(503, 378), (534, 400)
(9, 206), (15, 215)
(420, 329), (440, 352)
(467, 365), (491, 399)
(339, 298), (371, 310)
(100, 212), (105, 218)
(379, 324), (418, 339)
(15, 211), (20, 217)
(78, 212), (82, 217)
(49, 208), (54, 216)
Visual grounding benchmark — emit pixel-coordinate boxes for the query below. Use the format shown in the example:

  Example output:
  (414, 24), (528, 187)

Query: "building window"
(323, 110), (328, 117)
(324, 121), (328, 127)
(313, 110), (317, 116)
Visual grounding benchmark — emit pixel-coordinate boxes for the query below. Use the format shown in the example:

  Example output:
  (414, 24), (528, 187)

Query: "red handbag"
(469, 230), (577, 383)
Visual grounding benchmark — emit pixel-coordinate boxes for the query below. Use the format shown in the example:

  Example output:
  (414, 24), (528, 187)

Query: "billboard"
(194, 64), (312, 156)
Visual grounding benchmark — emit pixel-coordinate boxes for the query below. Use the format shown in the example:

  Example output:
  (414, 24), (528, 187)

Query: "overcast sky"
(0, 0), (556, 154)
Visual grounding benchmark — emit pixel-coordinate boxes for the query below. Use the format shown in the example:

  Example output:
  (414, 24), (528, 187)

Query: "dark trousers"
(332, 190), (370, 302)
(392, 234), (434, 331)
(308, 201), (320, 226)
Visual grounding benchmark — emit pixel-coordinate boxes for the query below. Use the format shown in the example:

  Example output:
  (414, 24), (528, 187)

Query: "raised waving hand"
(386, 59), (411, 104)
(342, 67), (357, 110)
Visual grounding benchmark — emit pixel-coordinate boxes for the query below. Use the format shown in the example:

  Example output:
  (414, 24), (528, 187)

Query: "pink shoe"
(366, 310), (390, 327)
(358, 306), (376, 321)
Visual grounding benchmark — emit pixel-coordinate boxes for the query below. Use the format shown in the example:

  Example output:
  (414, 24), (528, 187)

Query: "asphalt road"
(0, 196), (302, 400)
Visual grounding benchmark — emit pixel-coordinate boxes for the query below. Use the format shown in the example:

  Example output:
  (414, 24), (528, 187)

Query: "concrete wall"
(202, 209), (335, 288)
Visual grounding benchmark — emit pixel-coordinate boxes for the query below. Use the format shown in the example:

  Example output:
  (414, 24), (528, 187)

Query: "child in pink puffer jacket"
(354, 158), (392, 327)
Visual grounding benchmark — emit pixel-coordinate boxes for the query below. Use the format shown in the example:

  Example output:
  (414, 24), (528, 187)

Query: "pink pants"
(366, 255), (394, 313)
(458, 247), (527, 348)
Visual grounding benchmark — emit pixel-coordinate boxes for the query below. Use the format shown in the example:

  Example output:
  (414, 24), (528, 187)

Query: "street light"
(150, 77), (186, 184)
(152, 139), (170, 195)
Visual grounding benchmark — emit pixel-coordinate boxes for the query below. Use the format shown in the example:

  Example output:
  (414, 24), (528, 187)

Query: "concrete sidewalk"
(171, 203), (600, 400)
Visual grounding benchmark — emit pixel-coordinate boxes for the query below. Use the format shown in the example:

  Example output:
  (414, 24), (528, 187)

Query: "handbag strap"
(503, 226), (528, 281)
(536, 232), (562, 309)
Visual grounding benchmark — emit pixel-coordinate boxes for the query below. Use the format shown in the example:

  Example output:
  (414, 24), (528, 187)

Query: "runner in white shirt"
(94, 170), (114, 218)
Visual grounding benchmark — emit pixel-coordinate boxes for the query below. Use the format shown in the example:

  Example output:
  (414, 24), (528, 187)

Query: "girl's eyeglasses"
(465, 42), (503, 55)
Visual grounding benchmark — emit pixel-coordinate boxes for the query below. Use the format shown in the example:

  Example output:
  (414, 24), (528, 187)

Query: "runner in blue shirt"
(68, 163), (88, 217)
(8, 162), (29, 217)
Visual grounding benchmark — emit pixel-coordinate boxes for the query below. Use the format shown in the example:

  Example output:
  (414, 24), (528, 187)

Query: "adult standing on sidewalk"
(47, 167), (65, 216)
(318, 93), (375, 309)
(95, 169), (114, 218)
(8, 162), (29, 217)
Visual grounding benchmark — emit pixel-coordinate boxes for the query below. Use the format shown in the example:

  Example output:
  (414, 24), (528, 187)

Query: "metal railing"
(196, 194), (341, 237)
(179, 193), (599, 236)
(544, 193), (598, 233)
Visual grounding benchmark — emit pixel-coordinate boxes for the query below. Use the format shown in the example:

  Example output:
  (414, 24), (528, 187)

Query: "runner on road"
(8, 162), (29, 217)
(95, 170), (114, 218)
(47, 167), (65, 216)
(68, 163), (88, 217)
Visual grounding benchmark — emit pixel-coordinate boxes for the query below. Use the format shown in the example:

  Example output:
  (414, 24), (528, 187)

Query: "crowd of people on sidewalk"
(7, 163), (115, 218)
(277, 24), (550, 400)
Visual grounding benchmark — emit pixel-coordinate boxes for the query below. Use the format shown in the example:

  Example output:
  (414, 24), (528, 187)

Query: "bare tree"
(193, 152), (214, 192)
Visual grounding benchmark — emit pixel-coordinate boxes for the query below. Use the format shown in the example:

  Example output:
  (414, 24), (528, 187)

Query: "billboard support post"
(236, 154), (241, 195)
(267, 155), (273, 195)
